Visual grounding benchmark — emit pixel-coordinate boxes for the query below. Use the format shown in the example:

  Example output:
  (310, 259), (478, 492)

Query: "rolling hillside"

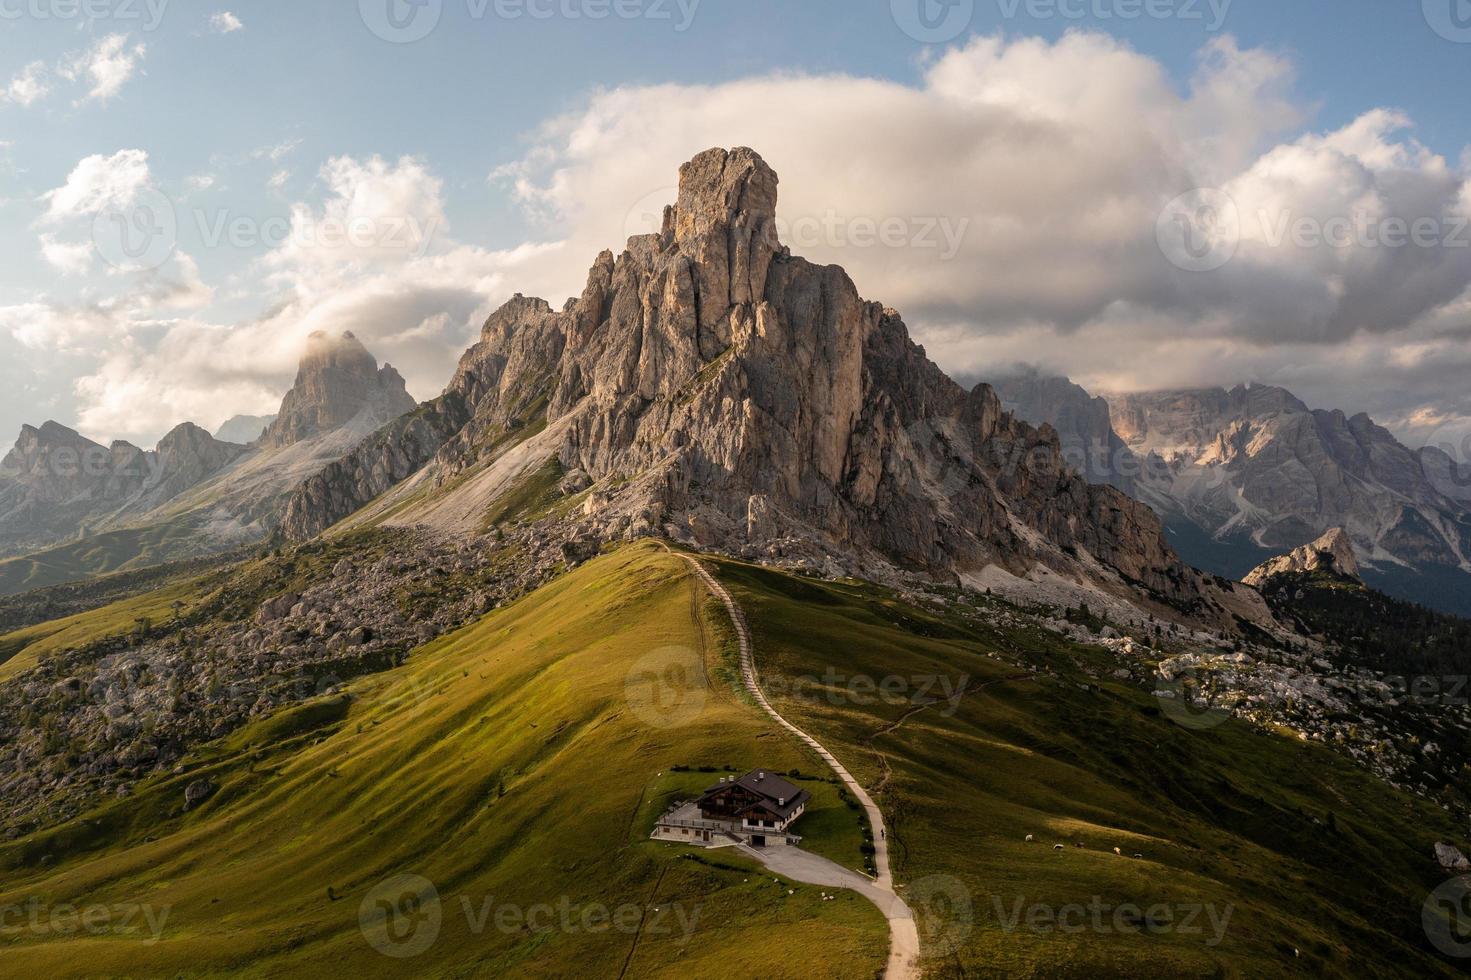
(0, 543), (1465, 976)
(0, 544), (886, 978)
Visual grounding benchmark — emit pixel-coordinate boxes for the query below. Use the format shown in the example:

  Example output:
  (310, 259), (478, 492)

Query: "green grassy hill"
(0, 578), (202, 682)
(710, 557), (1468, 977)
(0, 542), (1464, 977)
(0, 543), (886, 978)
(0, 520), (207, 598)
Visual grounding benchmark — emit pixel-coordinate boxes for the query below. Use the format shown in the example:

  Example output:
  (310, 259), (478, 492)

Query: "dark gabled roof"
(698, 770), (811, 820)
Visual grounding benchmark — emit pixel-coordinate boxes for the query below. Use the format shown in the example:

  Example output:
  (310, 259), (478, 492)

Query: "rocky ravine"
(287, 147), (1262, 626)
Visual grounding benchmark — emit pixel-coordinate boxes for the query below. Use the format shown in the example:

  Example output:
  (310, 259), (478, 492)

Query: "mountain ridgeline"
(995, 373), (1471, 616)
(284, 147), (1239, 620)
(0, 331), (417, 594)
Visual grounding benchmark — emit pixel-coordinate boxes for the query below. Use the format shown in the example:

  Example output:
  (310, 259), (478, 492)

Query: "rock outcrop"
(258, 332), (416, 450)
(993, 370), (1145, 495)
(1243, 528), (1362, 588)
(285, 147), (1207, 610)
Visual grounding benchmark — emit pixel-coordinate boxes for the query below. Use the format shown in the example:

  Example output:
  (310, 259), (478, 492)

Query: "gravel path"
(677, 553), (921, 979)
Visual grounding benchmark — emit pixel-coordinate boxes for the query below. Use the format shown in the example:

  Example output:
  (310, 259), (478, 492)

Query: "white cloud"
(492, 32), (1471, 435)
(61, 34), (147, 105)
(3, 61), (50, 107)
(209, 11), (244, 34)
(268, 155), (447, 269)
(267, 168), (291, 190)
(21, 33), (1471, 447)
(38, 149), (152, 224)
(26, 153), (554, 444)
(38, 234), (95, 275)
(254, 139), (301, 163)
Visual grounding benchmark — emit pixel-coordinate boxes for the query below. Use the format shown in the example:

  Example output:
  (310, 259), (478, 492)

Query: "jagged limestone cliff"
(285, 148), (1206, 609)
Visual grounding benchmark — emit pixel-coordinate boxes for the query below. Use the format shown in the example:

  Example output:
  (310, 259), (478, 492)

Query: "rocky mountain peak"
(1244, 527), (1362, 587)
(287, 147), (1223, 621)
(259, 331), (416, 450)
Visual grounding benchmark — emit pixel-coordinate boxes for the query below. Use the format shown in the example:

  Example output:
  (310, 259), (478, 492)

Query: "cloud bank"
(8, 31), (1471, 448)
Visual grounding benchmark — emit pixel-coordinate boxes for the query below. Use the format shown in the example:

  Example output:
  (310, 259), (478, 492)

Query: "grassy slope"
(0, 580), (202, 682)
(0, 543), (886, 978)
(0, 520), (205, 598)
(711, 558), (1466, 978)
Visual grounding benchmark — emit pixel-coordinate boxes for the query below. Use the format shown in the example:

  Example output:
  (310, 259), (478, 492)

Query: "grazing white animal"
(1113, 847), (1122, 856)
(1053, 844), (1065, 851)
(1025, 834), (1034, 842)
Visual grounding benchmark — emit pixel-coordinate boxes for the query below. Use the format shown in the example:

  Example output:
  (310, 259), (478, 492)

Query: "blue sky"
(2, 0), (1470, 448)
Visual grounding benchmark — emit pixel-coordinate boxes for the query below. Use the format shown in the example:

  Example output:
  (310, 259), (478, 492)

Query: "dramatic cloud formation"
(24, 153), (555, 443)
(495, 33), (1471, 441)
(10, 32), (1471, 447)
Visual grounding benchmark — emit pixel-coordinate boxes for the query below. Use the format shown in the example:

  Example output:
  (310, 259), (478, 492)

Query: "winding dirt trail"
(674, 552), (921, 980)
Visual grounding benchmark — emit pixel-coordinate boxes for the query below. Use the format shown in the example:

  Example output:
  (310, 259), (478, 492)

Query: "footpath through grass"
(711, 556), (1468, 978)
(0, 542), (887, 978)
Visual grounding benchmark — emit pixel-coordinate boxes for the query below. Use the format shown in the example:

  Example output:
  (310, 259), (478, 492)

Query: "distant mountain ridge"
(995, 373), (1471, 615)
(0, 421), (248, 559)
(214, 414), (277, 445)
(0, 333), (416, 594)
